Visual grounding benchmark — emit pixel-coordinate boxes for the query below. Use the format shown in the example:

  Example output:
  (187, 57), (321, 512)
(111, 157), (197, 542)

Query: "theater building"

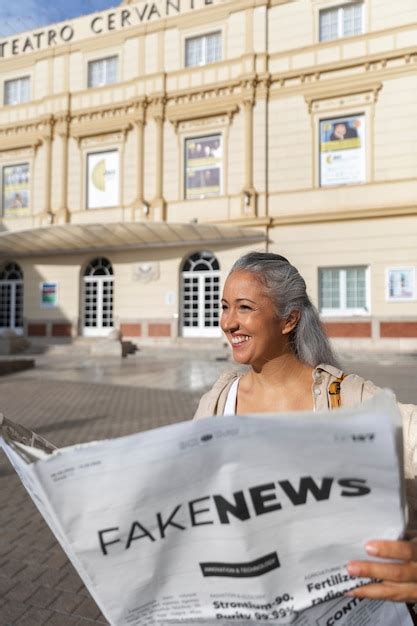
(0, 0), (416, 349)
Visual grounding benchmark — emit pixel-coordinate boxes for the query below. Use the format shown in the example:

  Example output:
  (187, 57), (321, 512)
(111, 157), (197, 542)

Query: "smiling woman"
(194, 251), (417, 607)
(218, 252), (340, 413)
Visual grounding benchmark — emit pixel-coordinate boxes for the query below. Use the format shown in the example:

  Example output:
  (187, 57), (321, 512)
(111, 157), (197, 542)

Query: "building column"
(55, 114), (70, 224)
(39, 116), (55, 225)
(150, 98), (166, 221)
(241, 84), (257, 216)
(131, 99), (148, 221)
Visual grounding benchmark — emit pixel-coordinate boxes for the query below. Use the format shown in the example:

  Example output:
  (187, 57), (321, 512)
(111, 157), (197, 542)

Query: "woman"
(194, 251), (417, 605)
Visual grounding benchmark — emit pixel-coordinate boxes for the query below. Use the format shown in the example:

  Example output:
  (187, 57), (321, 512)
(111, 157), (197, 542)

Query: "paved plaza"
(0, 347), (416, 625)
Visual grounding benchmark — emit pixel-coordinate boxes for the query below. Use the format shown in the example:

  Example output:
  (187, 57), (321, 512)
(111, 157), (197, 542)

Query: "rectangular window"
(2, 163), (30, 217)
(87, 56), (118, 88)
(86, 150), (119, 209)
(185, 32), (222, 67)
(184, 135), (222, 200)
(319, 3), (363, 41)
(4, 77), (30, 105)
(319, 114), (365, 186)
(319, 267), (369, 315)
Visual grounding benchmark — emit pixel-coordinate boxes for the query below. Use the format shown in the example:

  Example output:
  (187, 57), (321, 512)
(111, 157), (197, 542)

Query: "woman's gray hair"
(230, 252), (341, 368)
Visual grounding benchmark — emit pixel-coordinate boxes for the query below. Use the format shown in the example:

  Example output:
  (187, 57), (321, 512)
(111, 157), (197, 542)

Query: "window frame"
(319, 265), (370, 317)
(184, 30), (222, 68)
(319, 2), (364, 42)
(87, 55), (119, 89)
(183, 133), (223, 201)
(3, 76), (31, 106)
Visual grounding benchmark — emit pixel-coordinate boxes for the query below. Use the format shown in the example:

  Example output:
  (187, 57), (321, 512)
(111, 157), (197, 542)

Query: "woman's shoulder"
(329, 365), (417, 436)
(193, 370), (240, 420)
(317, 363), (380, 404)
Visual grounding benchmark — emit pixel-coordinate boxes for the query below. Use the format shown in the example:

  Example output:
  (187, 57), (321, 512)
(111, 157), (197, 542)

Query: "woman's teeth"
(231, 336), (251, 344)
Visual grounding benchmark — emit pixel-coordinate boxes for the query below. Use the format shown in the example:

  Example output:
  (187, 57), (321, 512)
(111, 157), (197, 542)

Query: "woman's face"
(221, 270), (292, 367)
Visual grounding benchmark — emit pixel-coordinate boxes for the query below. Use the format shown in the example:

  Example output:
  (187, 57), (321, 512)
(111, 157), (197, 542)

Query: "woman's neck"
(237, 352), (315, 413)
(244, 352), (313, 391)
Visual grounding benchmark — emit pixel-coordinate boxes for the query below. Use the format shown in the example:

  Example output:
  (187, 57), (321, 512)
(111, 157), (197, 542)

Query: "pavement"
(0, 346), (416, 625)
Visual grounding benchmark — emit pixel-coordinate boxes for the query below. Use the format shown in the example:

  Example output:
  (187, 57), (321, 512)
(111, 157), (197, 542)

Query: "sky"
(0, 0), (121, 38)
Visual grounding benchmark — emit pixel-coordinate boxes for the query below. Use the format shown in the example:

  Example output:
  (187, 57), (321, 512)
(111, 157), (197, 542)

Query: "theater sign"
(0, 0), (221, 58)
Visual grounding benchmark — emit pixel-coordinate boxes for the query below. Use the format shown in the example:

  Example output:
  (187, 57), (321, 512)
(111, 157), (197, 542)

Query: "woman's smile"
(230, 334), (252, 346)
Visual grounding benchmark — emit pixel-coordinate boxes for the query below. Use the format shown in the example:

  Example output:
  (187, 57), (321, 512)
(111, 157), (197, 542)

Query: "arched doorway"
(181, 251), (221, 337)
(82, 257), (114, 337)
(0, 262), (23, 335)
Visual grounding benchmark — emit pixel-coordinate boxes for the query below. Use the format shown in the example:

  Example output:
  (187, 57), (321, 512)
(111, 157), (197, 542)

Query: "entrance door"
(83, 258), (114, 337)
(0, 262), (23, 335)
(181, 251), (221, 338)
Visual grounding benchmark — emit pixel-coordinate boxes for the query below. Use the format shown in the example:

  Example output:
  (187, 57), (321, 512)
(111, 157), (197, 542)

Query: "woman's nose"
(221, 309), (238, 332)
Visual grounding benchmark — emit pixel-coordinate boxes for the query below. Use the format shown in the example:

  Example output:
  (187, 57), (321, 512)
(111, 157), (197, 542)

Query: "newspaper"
(0, 392), (414, 626)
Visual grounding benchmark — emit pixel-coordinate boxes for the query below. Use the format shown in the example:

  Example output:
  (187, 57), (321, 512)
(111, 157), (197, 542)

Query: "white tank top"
(223, 378), (240, 415)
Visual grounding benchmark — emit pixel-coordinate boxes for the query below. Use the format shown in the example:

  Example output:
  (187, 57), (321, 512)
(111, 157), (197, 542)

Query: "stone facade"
(0, 0), (416, 349)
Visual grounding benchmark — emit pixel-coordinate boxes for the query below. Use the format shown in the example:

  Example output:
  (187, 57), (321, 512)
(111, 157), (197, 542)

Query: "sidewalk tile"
(27, 585), (60, 609)
(0, 600), (28, 624)
(6, 581), (38, 603)
(48, 590), (84, 614)
(46, 613), (82, 625)
(72, 597), (103, 620)
(16, 607), (55, 625)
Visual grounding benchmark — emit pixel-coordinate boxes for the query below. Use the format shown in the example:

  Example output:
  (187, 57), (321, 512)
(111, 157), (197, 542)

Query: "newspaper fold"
(0, 391), (414, 625)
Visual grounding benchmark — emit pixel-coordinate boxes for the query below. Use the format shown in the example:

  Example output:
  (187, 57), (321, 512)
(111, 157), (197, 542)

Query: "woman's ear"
(282, 310), (300, 335)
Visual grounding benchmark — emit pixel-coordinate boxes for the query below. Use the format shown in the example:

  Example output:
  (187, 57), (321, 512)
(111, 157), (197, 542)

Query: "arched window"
(82, 258), (114, 336)
(181, 251), (221, 337)
(0, 262), (24, 333)
(182, 251), (220, 272)
(0, 262), (24, 281)
(84, 257), (114, 277)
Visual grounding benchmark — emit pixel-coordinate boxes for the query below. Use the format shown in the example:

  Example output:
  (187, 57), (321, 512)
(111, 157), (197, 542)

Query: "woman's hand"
(346, 539), (417, 602)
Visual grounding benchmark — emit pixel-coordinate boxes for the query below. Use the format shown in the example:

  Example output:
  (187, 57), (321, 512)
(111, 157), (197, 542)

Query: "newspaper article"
(0, 392), (414, 626)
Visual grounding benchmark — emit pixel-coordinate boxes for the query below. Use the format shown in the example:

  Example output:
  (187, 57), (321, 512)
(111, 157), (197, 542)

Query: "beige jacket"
(194, 363), (417, 528)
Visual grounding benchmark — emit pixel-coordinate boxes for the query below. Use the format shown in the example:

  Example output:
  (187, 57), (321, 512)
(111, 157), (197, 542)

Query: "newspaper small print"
(0, 391), (414, 626)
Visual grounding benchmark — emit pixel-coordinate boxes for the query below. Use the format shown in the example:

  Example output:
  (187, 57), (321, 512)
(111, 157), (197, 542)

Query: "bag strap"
(328, 374), (346, 410)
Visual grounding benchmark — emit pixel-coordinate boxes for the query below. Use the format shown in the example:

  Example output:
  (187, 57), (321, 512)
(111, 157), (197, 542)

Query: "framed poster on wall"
(319, 114), (365, 186)
(40, 282), (59, 308)
(87, 150), (119, 209)
(184, 135), (222, 199)
(2, 163), (30, 217)
(386, 268), (416, 301)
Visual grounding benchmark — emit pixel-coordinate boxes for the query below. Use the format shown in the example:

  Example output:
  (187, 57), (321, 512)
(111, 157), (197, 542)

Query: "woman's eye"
(239, 305), (252, 311)
(221, 304), (228, 311)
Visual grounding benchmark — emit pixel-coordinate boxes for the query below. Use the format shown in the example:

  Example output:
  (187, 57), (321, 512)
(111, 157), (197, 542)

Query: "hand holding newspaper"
(0, 391), (414, 625)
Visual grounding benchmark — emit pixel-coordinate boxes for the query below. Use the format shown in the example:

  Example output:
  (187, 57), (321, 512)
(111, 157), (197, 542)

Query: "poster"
(387, 268), (416, 301)
(185, 135), (222, 199)
(87, 150), (119, 209)
(2, 163), (30, 217)
(40, 282), (58, 308)
(319, 115), (365, 186)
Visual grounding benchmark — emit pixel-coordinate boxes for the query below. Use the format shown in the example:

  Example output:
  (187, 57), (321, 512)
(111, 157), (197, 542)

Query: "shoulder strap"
(328, 374), (347, 410)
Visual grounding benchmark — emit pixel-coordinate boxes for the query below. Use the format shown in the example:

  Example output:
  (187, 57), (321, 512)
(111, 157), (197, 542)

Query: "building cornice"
(0, 46), (415, 145)
(270, 204), (417, 226)
(207, 217), (272, 228)
(0, 116), (54, 151)
(70, 104), (135, 140)
(268, 45), (417, 96)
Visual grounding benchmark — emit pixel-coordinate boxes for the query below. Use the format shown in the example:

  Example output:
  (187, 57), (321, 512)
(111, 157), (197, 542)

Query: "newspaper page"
(0, 391), (414, 626)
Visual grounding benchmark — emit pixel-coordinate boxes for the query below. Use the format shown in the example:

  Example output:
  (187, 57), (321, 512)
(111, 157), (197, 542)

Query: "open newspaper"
(0, 391), (415, 626)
